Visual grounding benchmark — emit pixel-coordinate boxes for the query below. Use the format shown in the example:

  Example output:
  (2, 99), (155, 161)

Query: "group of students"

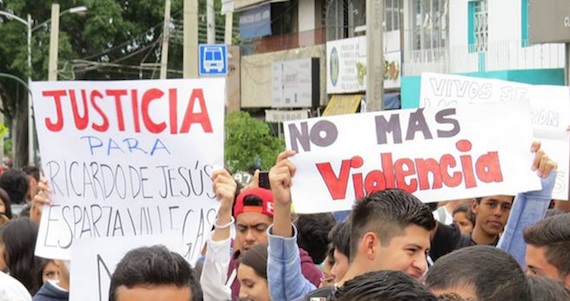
(1, 139), (569, 301)
(199, 142), (570, 301)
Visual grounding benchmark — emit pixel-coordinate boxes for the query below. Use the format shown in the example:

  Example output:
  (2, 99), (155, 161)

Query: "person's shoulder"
(303, 286), (335, 301)
(0, 272), (32, 301)
(455, 232), (473, 249)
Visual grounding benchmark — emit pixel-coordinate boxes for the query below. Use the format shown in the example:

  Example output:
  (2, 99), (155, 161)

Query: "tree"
(0, 0), (234, 168)
(225, 111), (284, 173)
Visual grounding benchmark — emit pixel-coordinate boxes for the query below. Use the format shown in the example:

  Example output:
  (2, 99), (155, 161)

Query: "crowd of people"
(0, 139), (569, 301)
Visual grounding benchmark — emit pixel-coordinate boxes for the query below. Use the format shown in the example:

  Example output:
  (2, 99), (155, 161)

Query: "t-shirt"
(430, 222), (499, 262)
(430, 222), (473, 262)
(0, 272), (32, 301)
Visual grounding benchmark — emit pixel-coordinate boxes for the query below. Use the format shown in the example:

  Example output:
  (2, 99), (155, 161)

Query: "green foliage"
(4, 138), (12, 158)
(225, 111), (285, 173)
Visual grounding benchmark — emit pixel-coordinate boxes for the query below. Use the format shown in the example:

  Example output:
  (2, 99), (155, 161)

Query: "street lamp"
(0, 4), (87, 165)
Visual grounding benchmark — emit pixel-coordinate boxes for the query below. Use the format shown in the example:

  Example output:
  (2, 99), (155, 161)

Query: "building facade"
(230, 0), (566, 112)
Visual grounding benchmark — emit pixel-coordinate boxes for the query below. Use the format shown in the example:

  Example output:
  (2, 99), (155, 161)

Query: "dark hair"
(0, 217), (42, 294)
(523, 213), (570, 279)
(436, 293), (472, 301)
(427, 202), (439, 212)
(243, 195), (263, 206)
(452, 203), (475, 225)
(334, 270), (436, 301)
(109, 245), (202, 301)
(329, 221), (351, 258)
(425, 245), (531, 301)
(545, 208), (566, 218)
(22, 166), (40, 182)
(0, 169), (29, 204)
(36, 257), (56, 284)
(295, 213), (336, 264)
(527, 275), (570, 301)
(475, 195), (514, 204)
(0, 187), (12, 219)
(239, 244), (268, 280)
(349, 189), (435, 259)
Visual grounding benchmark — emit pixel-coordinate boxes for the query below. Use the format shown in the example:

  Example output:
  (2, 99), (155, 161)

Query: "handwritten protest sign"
(284, 102), (540, 214)
(420, 72), (570, 200)
(70, 233), (184, 301)
(31, 78), (225, 260)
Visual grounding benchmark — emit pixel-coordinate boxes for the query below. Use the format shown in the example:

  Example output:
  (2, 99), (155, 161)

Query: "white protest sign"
(420, 72), (570, 200)
(70, 233), (184, 301)
(284, 102), (540, 214)
(31, 78), (225, 260)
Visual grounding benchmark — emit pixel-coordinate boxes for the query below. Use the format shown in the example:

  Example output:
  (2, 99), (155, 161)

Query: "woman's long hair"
(239, 244), (268, 280)
(0, 217), (42, 294)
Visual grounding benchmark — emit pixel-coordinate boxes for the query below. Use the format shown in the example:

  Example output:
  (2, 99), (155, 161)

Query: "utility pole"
(184, 0), (198, 78)
(160, 0), (171, 79)
(366, 0), (384, 112)
(48, 3), (60, 81)
(207, 0), (215, 44)
(225, 13), (233, 45)
(27, 14), (32, 165)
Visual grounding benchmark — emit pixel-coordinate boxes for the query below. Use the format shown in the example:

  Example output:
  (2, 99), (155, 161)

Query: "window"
(325, 0), (366, 40)
(411, 0), (449, 51)
(385, 0), (403, 32)
(468, 0), (488, 52)
(325, 0), (403, 41)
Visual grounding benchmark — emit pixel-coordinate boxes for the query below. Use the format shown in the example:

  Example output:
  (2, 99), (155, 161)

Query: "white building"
(231, 0), (566, 111)
(401, 0), (565, 107)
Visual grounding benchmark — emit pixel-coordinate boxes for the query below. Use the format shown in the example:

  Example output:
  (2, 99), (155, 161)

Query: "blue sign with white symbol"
(199, 44), (228, 76)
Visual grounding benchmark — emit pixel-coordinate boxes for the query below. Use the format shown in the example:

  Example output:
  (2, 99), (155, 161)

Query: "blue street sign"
(199, 44), (228, 76)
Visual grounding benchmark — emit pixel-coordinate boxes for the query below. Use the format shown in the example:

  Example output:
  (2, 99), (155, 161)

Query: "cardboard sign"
(70, 234), (185, 301)
(284, 102), (540, 214)
(420, 72), (570, 200)
(31, 79), (225, 259)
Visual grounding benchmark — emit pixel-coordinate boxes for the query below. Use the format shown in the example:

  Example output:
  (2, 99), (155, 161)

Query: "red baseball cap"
(233, 187), (274, 218)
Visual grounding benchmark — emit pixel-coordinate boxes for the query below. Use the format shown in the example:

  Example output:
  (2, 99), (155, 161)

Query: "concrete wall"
(240, 45), (326, 108)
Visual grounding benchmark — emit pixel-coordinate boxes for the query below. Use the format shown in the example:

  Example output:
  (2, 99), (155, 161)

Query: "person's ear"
(360, 232), (379, 261)
(471, 199), (479, 215)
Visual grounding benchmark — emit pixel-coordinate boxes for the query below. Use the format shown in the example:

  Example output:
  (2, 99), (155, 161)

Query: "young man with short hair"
(334, 270), (436, 301)
(425, 245), (532, 301)
(430, 142), (557, 261)
(523, 213), (570, 289)
(109, 245), (202, 301)
(267, 150), (436, 301)
(201, 169), (321, 301)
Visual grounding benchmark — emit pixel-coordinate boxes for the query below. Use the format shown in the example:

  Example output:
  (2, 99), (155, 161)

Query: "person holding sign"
(429, 142), (558, 262)
(200, 169), (321, 301)
(267, 150), (436, 301)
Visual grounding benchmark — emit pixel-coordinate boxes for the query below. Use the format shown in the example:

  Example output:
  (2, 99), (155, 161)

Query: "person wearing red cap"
(200, 169), (321, 301)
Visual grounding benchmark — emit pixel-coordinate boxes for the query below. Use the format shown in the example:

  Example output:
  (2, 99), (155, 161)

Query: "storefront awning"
(323, 93), (401, 116)
(322, 95), (361, 116)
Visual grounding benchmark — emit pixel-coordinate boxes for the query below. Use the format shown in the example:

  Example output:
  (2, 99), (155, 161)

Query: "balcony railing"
(403, 40), (566, 76)
(240, 27), (327, 55)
